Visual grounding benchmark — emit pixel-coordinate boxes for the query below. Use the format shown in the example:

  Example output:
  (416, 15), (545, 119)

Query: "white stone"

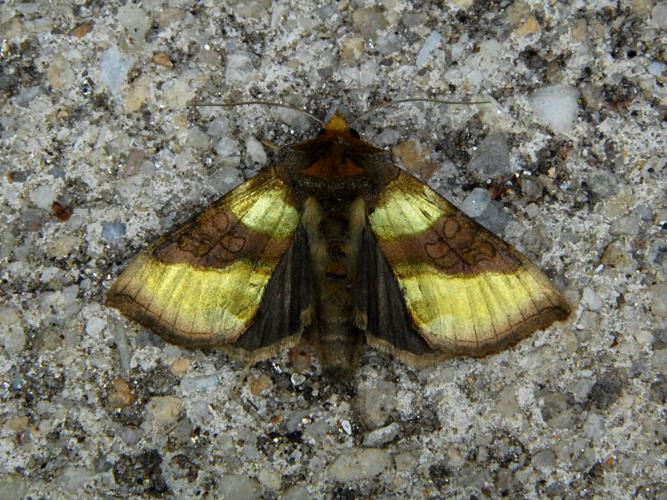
(328, 448), (391, 482)
(29, 184), (57, 210)
(416, 31), (441, 67)
(85, 317), (106, 337)
(118, 4), (150, 45)
(99, 47), (134, 97)
(1, 307), (26, 355)
(245, 136), (267, 165)
(582, 287), (602, 311)
(530, 85), (580, 134)
(217, 474), (261, 499)
(144, 396), (182, 430)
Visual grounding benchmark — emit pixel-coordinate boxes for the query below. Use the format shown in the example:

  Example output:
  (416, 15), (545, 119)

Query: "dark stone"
(112, 449), (169, 496)
(588, 368), (626, 410)
(649, 376), (667, 405)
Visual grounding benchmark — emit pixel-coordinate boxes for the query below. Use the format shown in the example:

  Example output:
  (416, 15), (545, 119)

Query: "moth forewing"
(106, 110), (571, 378)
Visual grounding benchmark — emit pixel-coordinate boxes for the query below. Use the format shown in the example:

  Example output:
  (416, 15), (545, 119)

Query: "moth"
(106, 110), (571, 379)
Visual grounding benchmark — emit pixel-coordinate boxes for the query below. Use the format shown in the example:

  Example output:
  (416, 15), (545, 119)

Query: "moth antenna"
(350, 96), (491, 126)
(194, 100), (325, 126)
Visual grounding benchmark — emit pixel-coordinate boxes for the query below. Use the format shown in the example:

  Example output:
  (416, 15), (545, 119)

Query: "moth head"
(319, 110), (361, 140)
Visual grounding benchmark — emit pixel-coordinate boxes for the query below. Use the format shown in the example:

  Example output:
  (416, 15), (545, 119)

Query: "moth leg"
(232, 362), (252, 398)
(260, 139), (280, 152)
(348, 197), (368, 330)
(353, 309), (368, 330)
(302, 196), (326, 280)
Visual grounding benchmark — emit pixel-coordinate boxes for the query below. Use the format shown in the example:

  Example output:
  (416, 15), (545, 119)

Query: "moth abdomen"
(302, 196), (367, 378)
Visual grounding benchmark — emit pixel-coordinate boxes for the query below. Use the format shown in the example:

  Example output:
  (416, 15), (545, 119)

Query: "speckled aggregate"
(1, 1), (666, 498)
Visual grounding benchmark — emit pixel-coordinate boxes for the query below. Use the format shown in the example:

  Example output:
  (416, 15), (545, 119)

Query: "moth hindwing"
(106, 111), (571, 378)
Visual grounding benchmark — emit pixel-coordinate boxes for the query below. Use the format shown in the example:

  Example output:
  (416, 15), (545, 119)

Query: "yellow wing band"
(225, 175), (298, 239)
(394, 262), (563, 349)
(369, 173), (452, 240)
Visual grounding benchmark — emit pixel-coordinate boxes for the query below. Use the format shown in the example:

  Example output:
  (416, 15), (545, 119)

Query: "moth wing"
(106, 168), (310, 359)
(367, 168), (571, 358)
(358, 228), (443, 366)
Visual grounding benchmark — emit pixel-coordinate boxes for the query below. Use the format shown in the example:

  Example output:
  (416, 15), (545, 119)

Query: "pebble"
(652, 4), (667, 29)
(0, 307), (26, 355)
(45, 234), (82, 259)
(521, 177), (543, 201)
(600, 240), (637, 272)
(649, 377), (667, 404)
(186, 127), (210, 150)
(588, 369), (625, 410)
(648, 284), (667, 318)
(285, 410), (309, 434)
(496, 386), (520, 419)
(29, 184), (58, 210)
(48, 55), (75, 90)
(225, 52), (254, 86)
(394, 450), (418, 472)
(362, 422), (400, 447)
(531, 449), (556, 473)
(460, 187), (491, 218)
(352, 7), (388, 40)
(163, 77), (196, 109)
(217, 474), (261, 499)
(180, 373), (220, 394)
(582, 287), (602, 312)
(248, 373), (273, 396)
(5, 415), (29, 433)
(258, 469), (281, 490)
(169, 357), (191, 376)
(85, 316), (106, 336)
(392, 140), (437, 179)
(282, 485), (310, 500)
(156, 7), (184, 28)
(460, 189), (510, 234)
(340, 37), (365, 64)
(108, 377), (133, 408)
(152, 52), (173, 69)
(109, 318), (132, 375)
(230, 0), (271, 19)
(530, 85), (580, 134)
(215, 137), (242, 167)
(328, 448), (391, 482)
(357, 380), (398, 429)
(609, 215), (640, 236)
(582, 411), (605, 439)
(119, 426), (143, 446)
(376, 32), (401, 55)
(60, 466), (91, 492)
(144, 396), (182, 430)
(207, 117), (232, 138)
(101, 221), (127, 242)
(416, 31), (441, 67)
(303, 419), (329, 443)
(118, 3), (150, 46)
(245, 136), (267, 165)
(468, 132), (511, 179)
(99, 47), (134, 97)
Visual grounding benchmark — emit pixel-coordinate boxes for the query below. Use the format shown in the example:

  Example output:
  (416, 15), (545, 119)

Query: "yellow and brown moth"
(106, 111), (570, 378)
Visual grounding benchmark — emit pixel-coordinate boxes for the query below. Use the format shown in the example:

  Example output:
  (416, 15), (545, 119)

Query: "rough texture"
(1, 1), (665, 498)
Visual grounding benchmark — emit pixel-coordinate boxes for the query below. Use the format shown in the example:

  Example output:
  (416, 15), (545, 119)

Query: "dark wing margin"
(358, 228), (442, 365)
(230, 225), (312, 361)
